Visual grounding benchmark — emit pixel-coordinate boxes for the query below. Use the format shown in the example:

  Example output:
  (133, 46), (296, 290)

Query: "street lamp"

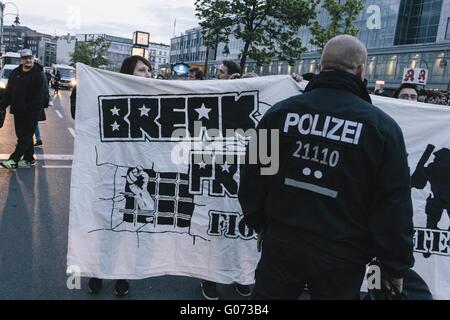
(222, 44), (230, 56)
(131, 47), (149, 60)
(1, 1), (21, 54)
(133, 31), (149, 47)
(131, 31), (150, 61)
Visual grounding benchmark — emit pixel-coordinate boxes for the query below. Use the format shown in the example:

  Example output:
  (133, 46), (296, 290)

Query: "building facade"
(1, 26), (57, 67)
(56, 34), (76, 65)
(76, 33), (133, 71)
(149, 42), (170, 72)
(172, 0), (450, 89)
(170, 27), (217, 75)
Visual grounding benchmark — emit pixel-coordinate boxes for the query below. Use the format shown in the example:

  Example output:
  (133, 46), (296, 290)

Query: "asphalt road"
(0, 90), (248, 300)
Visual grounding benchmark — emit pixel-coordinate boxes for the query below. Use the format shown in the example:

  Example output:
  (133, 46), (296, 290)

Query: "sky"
(5, 0), (199, 44)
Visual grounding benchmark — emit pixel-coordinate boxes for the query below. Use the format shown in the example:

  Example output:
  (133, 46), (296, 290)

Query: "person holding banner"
(187, 67), (205, 80)
(86, 55), (153, 297)
(216, 60), (242, 80)
(394, 84), (418, 102)
(239, 35), (415, 300)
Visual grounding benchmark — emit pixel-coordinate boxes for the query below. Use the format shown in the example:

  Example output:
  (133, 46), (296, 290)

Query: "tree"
(310, 0), (364, 51)
(71, 36), (111, 68)
(195, 0), (319, 73)
(196, 0), (233, 77)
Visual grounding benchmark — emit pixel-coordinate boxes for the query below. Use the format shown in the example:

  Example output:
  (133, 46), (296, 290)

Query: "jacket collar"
(305, 70), (372, 104)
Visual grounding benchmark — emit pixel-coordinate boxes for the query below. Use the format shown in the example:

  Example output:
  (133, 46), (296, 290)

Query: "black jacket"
(70, 85), (77, 120)
(239, 70), (414, 278)
(0, 63), (49, 116)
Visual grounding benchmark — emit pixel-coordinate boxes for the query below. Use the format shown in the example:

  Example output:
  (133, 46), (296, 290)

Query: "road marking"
(55, 110), (64, 119)
(43, 165), (72, 169)
(68, 128), (75, 137)
(0, 154), (73, 161)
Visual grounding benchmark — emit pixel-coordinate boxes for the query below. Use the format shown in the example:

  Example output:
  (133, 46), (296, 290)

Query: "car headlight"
(71, 80), (77, 86)
(0, 82), (6, 89)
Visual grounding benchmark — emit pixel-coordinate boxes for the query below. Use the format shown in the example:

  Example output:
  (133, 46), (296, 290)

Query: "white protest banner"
(67, 64), (301, 284)
(68, 64), (450, 298)
(372, 96), (450, 299)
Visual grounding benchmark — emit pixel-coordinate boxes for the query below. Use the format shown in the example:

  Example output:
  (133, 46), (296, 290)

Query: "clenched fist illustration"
(127, 166), (155, 211)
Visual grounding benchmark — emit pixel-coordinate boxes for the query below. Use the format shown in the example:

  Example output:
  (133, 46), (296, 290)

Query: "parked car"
(0, 64), (18, 99)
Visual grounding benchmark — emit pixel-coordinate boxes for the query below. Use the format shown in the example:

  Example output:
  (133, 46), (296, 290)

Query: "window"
(446, 17), (450, 40)
(394, 0), (443, 45)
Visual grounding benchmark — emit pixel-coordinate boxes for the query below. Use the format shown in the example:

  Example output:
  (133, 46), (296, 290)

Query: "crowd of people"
(374, 85), (450, 106)
(0, 34), (439, 300)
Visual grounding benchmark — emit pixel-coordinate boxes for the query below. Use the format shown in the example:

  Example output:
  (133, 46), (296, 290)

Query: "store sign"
(402, 68), (428, 85)
(172, 63), (190, 76)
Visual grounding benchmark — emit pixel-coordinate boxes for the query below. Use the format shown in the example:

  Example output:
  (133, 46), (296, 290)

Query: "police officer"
(239, 35), (415, 300)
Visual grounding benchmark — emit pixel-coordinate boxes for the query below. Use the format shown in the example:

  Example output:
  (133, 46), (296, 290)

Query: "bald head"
(321, 35), (368, 79)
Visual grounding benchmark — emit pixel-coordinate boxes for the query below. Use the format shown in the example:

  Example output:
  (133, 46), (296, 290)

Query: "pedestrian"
(86, 55), (153, 297)
(54, 70), (61, 95)
(239, 35), (415, 300)
(374, 86), (389, 97)
(187, 67), (205, 80)
(216, 60), (242, 80)
(0, 49), (48, 169)
(45, 69), (52, 87)
(34, 104), (48, 147)
(35, 83), (50, 147)
(199, 59), (252, 301)
(394, 84), (418, 102)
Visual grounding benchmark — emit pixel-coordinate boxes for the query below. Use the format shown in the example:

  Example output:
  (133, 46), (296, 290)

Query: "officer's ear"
(356, 64), (365, 82)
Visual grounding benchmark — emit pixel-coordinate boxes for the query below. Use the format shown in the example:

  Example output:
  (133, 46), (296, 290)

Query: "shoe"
(0, 160), (17, 169)
(201, 280), (219, 300)
(114, 280), (129, 297)
(235, 283), (252, 297)
(34, 140), (43, 147)
(17, 160), (33, 168)
(88, 278), (102, 294)
(23, 160), (36, 167)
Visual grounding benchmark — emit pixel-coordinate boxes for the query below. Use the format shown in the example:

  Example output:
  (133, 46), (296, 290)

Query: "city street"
(0, 90), (245, 300)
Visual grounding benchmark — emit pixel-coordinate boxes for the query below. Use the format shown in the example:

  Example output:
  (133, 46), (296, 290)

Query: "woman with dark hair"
(81, 56), (153, 297)
(119, 55), (153, 78)
(71, 56), (153, 120)
(394, 83), (418, 102)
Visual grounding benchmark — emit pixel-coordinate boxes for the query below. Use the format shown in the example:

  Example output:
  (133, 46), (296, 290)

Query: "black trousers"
(9, 114), (39, 163)
(252, 228), (367, 300)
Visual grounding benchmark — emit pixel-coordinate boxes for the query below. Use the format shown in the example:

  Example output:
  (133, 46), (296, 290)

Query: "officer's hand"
(257, 232), (264, 253)
(382, 274), (404, 297)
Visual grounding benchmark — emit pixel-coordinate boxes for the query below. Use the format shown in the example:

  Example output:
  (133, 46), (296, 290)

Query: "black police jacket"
(0, 63), (49, 116)
(239, 70), (415, 278)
